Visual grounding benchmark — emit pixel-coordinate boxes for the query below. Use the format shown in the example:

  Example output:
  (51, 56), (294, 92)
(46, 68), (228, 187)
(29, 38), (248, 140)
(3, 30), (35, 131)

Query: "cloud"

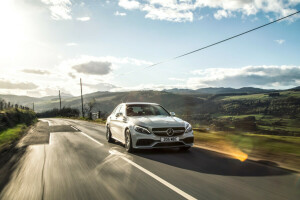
(0, 80), (38, 90)
(118, 0), (300, 22)
(68, 72), (76, 79)
(66, 42), (78, 46)
(141, 4), (193, 22)
(22, 69), (50, 75)
(41, 0), (72, 20)
(76, 16), (90, 21)
(189, 65), (300, 88)
(275, 39), (285, 44)
(84, 82), (117, 91)
(72, 61), (112, 75)
(114, 11), (127, 16)
(118, 0), (140, 10)
(214, 10), (235, 20)
(168, 77), (185, 82)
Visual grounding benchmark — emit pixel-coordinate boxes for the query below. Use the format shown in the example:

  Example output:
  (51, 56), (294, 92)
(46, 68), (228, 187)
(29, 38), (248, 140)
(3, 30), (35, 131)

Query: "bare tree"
(84, 98), (96, 118)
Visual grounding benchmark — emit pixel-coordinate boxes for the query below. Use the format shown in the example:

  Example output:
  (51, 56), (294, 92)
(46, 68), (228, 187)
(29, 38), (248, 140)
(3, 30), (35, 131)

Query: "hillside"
(165, 87), (275, 95)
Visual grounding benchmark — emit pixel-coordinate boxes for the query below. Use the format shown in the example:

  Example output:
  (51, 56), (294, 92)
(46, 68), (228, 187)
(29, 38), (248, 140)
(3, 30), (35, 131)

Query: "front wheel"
(106, 126), (113, 143)
(125, 129), (135, 153)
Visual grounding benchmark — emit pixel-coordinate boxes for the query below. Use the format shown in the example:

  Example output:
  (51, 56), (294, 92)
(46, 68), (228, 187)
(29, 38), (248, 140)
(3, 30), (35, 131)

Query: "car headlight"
(185, 123), (192, 133)
(134, 125), (151, 134)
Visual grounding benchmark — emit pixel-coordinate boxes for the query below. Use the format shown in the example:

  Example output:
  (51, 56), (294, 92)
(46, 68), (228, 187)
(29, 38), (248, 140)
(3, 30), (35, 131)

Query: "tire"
(125, 129), (135, 153)
(179, 146), (191, 151)
(106, 126), (113, 143)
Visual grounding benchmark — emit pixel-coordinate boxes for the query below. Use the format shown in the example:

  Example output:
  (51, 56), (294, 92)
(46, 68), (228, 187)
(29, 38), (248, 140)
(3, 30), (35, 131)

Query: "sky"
(0, 0), (300, 97)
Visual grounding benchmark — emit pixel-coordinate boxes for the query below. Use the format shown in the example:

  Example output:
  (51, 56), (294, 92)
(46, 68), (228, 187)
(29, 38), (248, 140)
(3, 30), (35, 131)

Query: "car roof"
(124, 102), (159, 105)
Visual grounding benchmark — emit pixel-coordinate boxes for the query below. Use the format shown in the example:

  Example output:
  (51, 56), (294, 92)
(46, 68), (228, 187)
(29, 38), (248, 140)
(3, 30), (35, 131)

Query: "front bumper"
(130, 127), (194, 149)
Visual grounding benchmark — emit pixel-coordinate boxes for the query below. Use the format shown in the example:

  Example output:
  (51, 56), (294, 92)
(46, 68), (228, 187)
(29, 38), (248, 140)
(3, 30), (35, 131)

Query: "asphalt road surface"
(1, 118), (299, 200)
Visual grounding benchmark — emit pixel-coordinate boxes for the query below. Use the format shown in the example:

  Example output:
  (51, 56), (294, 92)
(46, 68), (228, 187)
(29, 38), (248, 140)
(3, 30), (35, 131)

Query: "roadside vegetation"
(193, 130), (300, 170)
(0, 124), (27, 149)
(0, 99), (37, 150)
(37, 107), (80, 118)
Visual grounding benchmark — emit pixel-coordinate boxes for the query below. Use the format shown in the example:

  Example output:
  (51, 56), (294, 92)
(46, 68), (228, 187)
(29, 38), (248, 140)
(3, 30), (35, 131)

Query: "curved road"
(1, 118), (299, 200)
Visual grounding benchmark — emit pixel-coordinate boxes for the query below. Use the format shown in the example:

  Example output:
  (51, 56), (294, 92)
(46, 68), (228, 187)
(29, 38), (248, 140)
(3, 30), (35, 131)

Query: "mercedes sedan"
(106, 102), (194, 152)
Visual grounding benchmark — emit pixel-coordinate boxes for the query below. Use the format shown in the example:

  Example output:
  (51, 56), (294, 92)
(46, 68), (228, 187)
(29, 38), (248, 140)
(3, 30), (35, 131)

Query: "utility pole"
(33, 103), (34, 111)
(59, 90), (62, 111)
(80, 78), (84, 117)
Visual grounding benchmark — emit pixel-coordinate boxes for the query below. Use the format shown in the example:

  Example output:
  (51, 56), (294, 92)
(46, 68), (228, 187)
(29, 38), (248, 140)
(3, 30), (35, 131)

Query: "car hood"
(128, 115), (186, 128)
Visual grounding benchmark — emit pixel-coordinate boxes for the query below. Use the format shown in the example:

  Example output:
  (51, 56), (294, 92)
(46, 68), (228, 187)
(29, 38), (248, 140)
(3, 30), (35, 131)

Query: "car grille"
(136, 139), (154, 146)
(152, 127), (185, 136)
(153, 142), (185, 147)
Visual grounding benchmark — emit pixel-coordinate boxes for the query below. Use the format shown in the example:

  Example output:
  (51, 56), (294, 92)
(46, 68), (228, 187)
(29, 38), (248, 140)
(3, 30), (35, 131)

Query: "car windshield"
(126, 104), (170, 116)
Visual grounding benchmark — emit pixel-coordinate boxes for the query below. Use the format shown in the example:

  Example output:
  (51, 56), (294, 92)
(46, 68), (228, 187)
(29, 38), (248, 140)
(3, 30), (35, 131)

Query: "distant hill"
(290, 86), (300, 91)
(165, 87), (275, 94)
(0, 87), (298, 115)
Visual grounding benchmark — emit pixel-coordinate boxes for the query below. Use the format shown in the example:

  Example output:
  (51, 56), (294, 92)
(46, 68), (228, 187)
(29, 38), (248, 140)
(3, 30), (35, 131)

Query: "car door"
(114, 104), (126, 142)
(109, 104), (121, 139)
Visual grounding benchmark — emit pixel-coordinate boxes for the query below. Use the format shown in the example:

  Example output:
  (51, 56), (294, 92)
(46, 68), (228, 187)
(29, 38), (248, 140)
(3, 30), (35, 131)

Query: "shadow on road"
(132, 147), (292, 177)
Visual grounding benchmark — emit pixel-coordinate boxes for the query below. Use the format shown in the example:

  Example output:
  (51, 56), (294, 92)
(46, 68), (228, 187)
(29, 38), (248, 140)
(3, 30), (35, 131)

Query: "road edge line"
(79, 132), (103, 146)
(121, 156), (197, 200)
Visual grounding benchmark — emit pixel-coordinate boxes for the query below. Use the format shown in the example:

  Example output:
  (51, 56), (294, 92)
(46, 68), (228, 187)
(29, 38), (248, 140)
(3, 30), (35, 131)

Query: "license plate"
(160, 137), (179, 142)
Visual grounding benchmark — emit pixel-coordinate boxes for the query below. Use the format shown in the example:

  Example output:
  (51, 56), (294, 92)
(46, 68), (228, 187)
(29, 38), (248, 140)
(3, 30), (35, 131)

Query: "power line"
(118, 10), (299, 76)
(146, 10), (300, 69)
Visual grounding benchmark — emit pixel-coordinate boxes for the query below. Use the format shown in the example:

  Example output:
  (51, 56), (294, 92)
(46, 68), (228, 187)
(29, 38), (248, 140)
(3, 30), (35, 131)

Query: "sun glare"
(0, 1), (32, 61)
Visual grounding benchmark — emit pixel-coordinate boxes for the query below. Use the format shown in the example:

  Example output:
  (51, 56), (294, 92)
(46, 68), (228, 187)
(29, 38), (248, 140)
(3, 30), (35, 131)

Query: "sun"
(0, 1), (33, 61)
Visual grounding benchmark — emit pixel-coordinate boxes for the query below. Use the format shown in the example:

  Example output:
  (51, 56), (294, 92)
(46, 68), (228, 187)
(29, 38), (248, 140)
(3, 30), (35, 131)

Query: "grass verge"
(0, 124), (28, 150)
(194, 130), (300, 170)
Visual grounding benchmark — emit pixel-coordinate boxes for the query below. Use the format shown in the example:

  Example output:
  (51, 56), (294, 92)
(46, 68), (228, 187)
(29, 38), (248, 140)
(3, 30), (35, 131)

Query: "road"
(0, 118), (299, 200)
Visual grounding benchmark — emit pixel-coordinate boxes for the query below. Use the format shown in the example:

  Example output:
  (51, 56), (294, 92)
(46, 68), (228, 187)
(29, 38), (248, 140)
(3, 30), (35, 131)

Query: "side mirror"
(116, 112), (123, 117)
(170, 112), (175, 116)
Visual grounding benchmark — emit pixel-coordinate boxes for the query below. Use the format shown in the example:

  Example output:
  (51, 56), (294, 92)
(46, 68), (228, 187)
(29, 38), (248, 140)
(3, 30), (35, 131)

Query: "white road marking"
(120, 156), (197, 200)
(49, 133), (53, 145)
(81, 132), (196, 199)
(71, 126), (79, 131)
(80, 132), (103, 146)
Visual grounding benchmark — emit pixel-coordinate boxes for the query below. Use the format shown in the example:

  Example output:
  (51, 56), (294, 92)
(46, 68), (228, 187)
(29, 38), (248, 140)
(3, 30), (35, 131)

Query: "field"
(194, 130), (300, 170)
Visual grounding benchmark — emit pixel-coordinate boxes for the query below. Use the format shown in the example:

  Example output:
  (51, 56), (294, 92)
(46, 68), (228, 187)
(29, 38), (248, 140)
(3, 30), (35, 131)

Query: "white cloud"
(168, 77), (185, 82)
(114, 11), (127, 16)
(189, 65), (300, 89)
(41, 0), (72, 20)
(275, 39), (285, 44)
(76, 16), (90, 21)
(214, 10), (234, 20)
(0, 79), (38, 90)
(118, 0), (300, 22)
(22, 69), (50, 75)
(118, 0), (140, 10)
(73, 61), (112, 75)
(142, 4), (193, 22)
(66, 42), (78, 46)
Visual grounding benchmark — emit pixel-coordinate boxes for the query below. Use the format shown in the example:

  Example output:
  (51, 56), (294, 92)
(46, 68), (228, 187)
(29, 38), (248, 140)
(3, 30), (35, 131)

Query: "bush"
(37, 107), (80, 118)
(0, 109), (37, 132)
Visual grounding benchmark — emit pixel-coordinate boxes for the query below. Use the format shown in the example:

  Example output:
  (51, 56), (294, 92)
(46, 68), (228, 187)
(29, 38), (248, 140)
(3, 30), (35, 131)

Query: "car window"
(118, 105), (125, 116)
(111, 104), (121, 115)
(126, 104), (170, 116)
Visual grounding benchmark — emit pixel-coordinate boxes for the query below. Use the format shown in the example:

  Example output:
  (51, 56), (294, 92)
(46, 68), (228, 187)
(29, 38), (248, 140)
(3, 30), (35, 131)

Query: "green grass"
(227, 133), (300, 156)
(194, 131), (300, 165)
(221, 91), (300, 101)
(0, 124), (26, 148)
(222, 93), (267, 101)
(219, 114), (264, 120)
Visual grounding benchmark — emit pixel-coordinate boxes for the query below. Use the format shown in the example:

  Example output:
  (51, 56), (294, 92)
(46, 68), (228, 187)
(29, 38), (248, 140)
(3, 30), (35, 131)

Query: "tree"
(84, 98), (96, 119)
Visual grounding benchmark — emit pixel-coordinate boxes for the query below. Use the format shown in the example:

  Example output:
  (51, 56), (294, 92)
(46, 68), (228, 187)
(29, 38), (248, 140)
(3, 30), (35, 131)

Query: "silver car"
(106, 102), (194, 152)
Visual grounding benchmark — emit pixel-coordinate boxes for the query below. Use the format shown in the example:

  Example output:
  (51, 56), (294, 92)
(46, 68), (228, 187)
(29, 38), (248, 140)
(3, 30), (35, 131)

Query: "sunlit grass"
(193, 130), (300, 162)
(0, 124), (26, 147)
